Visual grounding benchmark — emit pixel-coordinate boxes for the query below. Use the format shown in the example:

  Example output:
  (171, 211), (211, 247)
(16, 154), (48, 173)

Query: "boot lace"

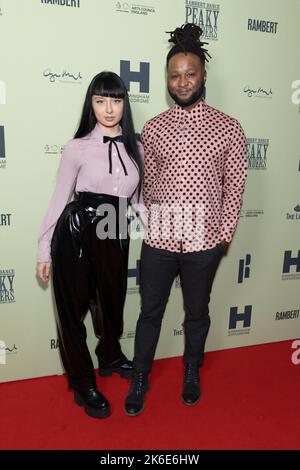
(184, 364), (199, 385)
(130, 372), (146, 396)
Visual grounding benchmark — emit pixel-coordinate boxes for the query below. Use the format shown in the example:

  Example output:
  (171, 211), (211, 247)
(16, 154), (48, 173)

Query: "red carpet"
(0, 340), (299, 450)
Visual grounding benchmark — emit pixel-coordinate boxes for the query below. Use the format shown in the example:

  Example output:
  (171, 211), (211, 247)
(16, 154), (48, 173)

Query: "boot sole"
(181, 395), (201, 406)
(124, 405), (145, 417)
(74, 391), (111, 419)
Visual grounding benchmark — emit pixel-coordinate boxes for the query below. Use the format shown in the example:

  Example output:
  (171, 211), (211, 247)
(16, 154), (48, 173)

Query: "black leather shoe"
(74, 387), (111, 418)
(99, 357), (134, 379)
(181, 364), (201, 406)
(124, 372), (150, 416)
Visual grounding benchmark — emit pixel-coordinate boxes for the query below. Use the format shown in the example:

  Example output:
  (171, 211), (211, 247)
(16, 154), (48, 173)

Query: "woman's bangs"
(92, 74), (125, 99)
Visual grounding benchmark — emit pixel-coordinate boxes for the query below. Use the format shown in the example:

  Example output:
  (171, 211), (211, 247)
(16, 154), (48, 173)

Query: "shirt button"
(116, 168), (120, 173)
(113, 153), (117, 157)
(113, 187), (118, 192)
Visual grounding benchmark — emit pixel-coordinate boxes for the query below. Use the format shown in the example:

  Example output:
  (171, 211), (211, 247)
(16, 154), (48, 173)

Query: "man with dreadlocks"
(124, 23), (247, 416)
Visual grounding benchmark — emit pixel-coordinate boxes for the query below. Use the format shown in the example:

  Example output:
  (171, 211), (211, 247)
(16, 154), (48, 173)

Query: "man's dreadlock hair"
(166, 23), (211, 67)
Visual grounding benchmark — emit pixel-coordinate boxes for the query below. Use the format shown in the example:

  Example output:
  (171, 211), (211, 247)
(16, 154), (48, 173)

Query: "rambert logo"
(0, 213), (11, 226)
(247, 18), (278, 34)
(50, 338), (59, 350)
(40, 0), (81, 8)
(275, 310), (300, 321)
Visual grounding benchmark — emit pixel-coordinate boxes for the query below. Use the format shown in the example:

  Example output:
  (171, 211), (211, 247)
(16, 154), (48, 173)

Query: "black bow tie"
(103, 135), (123, 144)
(103, 135), (128, 176)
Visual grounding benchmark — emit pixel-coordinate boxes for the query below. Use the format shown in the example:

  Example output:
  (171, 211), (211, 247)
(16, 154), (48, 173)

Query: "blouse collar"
(90, 123), (122, 140)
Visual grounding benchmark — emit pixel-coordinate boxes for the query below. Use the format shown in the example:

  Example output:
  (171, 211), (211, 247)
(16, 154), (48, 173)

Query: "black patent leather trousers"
(51, 192), (129, 390)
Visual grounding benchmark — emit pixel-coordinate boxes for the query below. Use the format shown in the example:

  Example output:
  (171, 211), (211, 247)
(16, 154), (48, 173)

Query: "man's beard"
(168, 82), (205, 108)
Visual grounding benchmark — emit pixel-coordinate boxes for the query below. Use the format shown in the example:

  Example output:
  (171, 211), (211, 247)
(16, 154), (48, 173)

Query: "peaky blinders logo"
(0, 269), (15, 304)
(247, 138), (269, 170)
(185, 1), (220, 41)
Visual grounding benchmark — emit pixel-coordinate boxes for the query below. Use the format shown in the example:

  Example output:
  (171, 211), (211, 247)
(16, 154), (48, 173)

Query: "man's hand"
(36, 262), (51, 283)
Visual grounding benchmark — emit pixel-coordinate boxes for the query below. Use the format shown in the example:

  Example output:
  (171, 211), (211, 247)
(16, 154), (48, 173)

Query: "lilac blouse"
(37, 124), (142, 262)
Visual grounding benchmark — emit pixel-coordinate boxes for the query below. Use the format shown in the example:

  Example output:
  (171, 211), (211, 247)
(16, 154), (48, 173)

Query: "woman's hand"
(36, 262), (51, 283)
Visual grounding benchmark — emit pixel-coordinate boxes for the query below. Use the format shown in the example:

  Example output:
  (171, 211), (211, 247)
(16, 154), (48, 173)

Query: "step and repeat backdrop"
(1, 0), (299, 382)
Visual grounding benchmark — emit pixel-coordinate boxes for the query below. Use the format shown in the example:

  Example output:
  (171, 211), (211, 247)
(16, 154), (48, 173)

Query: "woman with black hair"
(37, 71), (143, 419)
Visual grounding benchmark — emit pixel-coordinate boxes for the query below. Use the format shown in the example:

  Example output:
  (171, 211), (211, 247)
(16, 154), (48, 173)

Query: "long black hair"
(74, 71), (143, 198)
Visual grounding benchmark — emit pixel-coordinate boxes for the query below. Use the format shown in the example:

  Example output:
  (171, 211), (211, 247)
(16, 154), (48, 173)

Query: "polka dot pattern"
(141, 100), (247, 252)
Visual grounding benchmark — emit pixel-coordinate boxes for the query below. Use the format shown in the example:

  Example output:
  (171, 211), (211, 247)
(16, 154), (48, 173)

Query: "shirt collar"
(89, 123), (122, 140)
(170, 99), (206, 126)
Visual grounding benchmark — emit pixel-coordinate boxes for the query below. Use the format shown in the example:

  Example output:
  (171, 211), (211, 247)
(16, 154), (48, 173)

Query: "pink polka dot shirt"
(141, 99), (247, 253)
